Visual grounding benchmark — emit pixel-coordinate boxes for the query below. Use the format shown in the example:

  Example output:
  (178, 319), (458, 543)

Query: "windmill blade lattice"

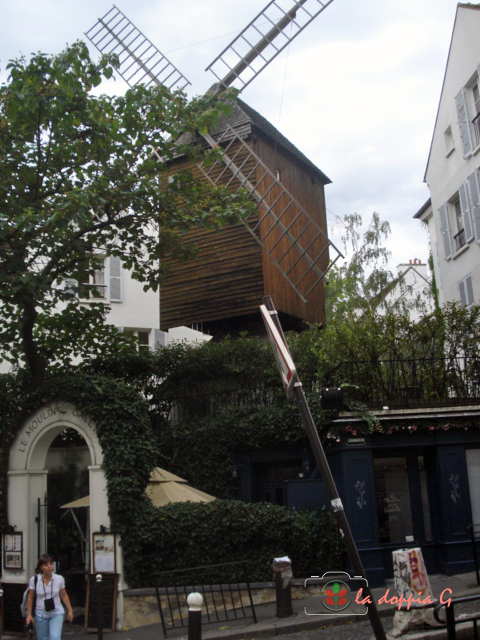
(198, 125), (342, 301)
(206, 0), (335, 92)
(84, 5), (191, 91)
(84, 3), (342, 301)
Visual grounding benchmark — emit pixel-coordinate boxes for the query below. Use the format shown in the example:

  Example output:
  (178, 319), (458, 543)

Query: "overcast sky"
(1, 0), (464, 272)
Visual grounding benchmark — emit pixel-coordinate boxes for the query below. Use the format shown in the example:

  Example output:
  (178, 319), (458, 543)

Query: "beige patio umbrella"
(145, 467), (216, 507)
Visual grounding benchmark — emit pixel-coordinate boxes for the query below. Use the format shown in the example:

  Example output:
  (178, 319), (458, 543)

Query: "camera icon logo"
(304, 571), (369, 616)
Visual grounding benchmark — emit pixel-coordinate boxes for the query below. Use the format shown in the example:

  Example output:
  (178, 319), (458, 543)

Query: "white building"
(416, 3), (480, 309)
(377, 258), (434, 321)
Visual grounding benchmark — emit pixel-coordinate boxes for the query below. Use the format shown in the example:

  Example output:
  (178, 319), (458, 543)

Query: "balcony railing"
(327, 355), (480, 410)
(454, 228), (466, 252)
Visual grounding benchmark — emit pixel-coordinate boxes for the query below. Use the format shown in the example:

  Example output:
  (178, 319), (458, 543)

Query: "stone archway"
(4, 401), (127, 630)
(7, 401), (108, 580)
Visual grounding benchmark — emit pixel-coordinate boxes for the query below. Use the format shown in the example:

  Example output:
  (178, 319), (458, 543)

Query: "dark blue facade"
(235, 427), (480, 587)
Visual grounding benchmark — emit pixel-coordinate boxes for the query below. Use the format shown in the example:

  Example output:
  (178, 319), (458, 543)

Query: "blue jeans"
(35, 614), (64, 640)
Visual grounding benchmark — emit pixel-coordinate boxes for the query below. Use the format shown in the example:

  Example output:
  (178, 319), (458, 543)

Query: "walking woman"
(25, 555), (74, 640)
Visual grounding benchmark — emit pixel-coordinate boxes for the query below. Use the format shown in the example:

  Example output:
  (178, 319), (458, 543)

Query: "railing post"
(445, 600), (456, 640)
(0, 588), (3, 640)
(187, 592), (203, 640)
(96, 574), (103, 640)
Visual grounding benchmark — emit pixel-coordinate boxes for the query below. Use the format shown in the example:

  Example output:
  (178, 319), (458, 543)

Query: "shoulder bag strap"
(32, 575), (37, 614)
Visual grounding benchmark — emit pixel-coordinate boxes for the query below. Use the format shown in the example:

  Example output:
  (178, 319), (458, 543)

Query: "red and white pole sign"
(260, 304), (298, 400)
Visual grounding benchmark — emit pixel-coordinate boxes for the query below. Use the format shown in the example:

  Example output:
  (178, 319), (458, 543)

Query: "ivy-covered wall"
(0, 358), (342, 587)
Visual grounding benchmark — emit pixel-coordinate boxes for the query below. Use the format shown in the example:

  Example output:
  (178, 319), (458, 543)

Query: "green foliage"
(326, 212), (433, 321)
(0, 43), (255, 390)
(0, 359), (341, 585)
(128, 500), (343, 586)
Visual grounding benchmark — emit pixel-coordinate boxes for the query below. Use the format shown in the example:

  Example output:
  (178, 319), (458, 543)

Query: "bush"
(127, 499), (344, 586)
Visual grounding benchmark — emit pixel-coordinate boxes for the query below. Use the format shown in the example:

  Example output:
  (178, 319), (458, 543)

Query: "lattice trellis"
(206, 0), (335, 92)
(85, 5), (191, 91)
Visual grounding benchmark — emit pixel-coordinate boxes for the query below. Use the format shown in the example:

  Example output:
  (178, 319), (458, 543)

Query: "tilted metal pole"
(261, 295), (386, 640)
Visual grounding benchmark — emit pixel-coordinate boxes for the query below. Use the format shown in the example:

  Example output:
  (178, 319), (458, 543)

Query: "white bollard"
(187, 592), (203, 640)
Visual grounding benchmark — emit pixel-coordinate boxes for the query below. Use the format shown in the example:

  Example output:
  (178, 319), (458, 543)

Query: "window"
(124, 329), (150, 353)
(444, 126), (455, 156)
(78, 256), (107, 300)
(467, 170), (480, 242)
(472, 81), (480, 147)
(459, 274), (475, 308)
(439, 177), (479, 258)
(453, 199), (466, 251)
(455, 66), (480, 156)
(75, 255), (122, 302)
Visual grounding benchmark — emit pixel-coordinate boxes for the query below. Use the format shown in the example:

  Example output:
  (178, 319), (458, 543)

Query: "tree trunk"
(21, 298), (47, 392)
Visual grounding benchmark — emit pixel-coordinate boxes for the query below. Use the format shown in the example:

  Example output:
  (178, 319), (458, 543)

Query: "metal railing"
(454, 228), (466, 252)
(327, 355), (480, 410)
(467, 524), (480, 586)
(151, 561), (257, 637)
(434, 593), (480, 640)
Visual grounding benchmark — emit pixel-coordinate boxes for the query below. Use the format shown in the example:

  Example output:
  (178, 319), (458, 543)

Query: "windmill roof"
(174, 98), (331, 185)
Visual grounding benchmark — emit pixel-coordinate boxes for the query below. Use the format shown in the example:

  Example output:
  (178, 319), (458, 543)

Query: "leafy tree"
(325, 212), (393, 321)
(325, 212), (432, 321)
(0, 42), (255, 391)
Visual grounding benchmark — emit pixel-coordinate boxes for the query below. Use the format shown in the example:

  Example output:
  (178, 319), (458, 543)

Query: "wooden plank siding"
(252, 132), (328, 324)
(159, 125), (328, 332)
(160, 145), (264, 330)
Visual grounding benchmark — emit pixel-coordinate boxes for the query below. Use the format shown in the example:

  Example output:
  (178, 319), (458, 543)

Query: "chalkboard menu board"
(85, 574), (118, 632)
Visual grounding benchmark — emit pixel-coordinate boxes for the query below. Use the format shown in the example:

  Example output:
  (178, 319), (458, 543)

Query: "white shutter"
(459, 279), (467, 306)
(459, 182), (474, 242)
(467, 171), (480, 242)
(466, 275), (475, 306)
(438, 203), (453, 260)
(455, 88), (474, 157)
(108, 256), (123, 302)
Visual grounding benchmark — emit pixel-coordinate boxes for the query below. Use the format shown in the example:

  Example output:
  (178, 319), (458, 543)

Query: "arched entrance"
(3, 402), (124, 632)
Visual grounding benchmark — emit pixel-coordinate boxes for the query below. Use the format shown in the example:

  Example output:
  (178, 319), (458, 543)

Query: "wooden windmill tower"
(85, 1), (343, 336)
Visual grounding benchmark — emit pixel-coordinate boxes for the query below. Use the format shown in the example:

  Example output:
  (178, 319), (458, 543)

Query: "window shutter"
(108, 256), (122, 302)
(438, 203), (453, 260)
(459, 279), (467, 306)
(459, 182), (474, 242)
(455, 88), (474, 157)
(467, 171), (480, 242)
(466, 275), (475, 306)
(459, 275), (475, 308)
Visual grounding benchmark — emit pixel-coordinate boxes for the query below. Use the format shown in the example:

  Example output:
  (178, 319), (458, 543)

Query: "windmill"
(85, 1), (343, 335)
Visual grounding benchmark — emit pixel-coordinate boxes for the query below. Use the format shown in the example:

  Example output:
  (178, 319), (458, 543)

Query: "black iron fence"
(166, 355), (480, 418)
(327, 355), (480, 410)
(434, 593), (480, 639)
(151, 561), (257, 637)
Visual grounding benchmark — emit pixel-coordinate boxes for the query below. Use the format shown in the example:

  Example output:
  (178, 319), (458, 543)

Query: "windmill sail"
(199, 125), (341, 301)
(84, 2), (342, 302)
(206, 0), (335, 92)
(84, 5), (190, 92)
